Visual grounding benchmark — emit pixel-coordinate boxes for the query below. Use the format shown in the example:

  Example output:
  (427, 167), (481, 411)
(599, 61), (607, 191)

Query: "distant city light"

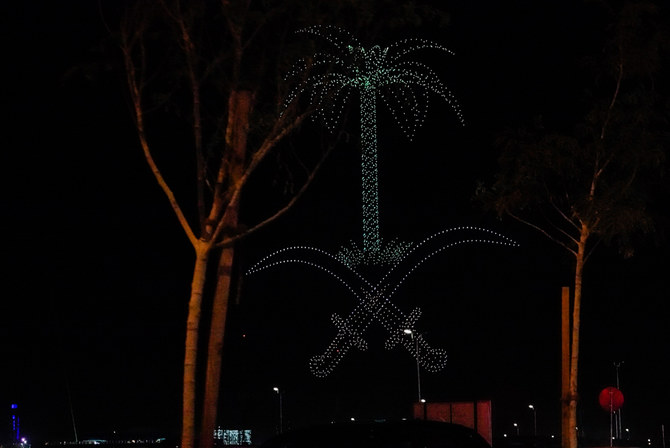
(213, 427), (251, 445)
(11, 403), (20, 441)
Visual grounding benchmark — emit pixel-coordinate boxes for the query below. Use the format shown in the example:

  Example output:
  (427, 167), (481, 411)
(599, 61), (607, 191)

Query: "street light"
(529, 404), (537, 436)
(614, 361), (624, 439)
(403, 329), (422, 403)
(273, 387), (283, 434)
(513, 423), (519, 436)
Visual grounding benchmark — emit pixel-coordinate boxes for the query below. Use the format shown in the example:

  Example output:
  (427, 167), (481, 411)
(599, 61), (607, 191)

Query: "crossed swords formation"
(247, 226), (518, 377)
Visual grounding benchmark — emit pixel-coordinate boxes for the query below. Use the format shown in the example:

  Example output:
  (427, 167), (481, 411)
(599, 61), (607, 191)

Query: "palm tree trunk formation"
(360, 89), (380, 255)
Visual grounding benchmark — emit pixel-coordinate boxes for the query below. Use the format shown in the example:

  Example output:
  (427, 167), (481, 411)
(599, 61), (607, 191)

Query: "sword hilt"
(403, 332), (448, 372)
(309, 312), (369, 377)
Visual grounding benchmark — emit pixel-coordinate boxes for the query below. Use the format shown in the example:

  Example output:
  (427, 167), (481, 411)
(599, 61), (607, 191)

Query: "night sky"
(2, 1), (669, 447)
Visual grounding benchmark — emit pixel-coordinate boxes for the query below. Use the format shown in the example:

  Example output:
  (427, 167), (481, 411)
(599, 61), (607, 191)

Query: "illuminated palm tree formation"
(284, 25), (464, 266)
(251, 27), (515, 377)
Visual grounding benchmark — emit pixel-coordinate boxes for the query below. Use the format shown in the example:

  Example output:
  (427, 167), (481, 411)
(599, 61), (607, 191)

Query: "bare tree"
(484, 3), (667, 448)
(120, 3), (328, 448)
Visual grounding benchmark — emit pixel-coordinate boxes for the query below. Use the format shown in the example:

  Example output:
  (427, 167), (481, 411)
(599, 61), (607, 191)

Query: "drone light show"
(283, 25), (464, 264)
(248, 227), (518, 377)
(251, 26), (515, 377)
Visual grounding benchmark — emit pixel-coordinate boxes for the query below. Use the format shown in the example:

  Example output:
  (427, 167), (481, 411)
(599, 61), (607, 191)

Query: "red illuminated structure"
(412, 401), (492, 446)
(598, 387), (624, 413)
(599, 387), (624, 446)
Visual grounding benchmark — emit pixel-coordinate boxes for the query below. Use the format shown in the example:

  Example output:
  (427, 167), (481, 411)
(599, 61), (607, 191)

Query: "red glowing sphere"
(599, 386), (624, 412)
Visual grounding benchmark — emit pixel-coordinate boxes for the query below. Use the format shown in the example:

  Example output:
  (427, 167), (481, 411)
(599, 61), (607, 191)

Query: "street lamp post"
(514, 423), (519, 436)
(273, 387), (283, 434)
(529, 405), (537, 436)
(403, 329), (422, 403)
(614, 362), (624, 439)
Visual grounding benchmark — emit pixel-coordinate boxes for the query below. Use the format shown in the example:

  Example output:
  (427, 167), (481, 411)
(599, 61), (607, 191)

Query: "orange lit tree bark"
(484, 4), (665, 448)
(197, 90), (248, 448)
(120, 4), (326, 448)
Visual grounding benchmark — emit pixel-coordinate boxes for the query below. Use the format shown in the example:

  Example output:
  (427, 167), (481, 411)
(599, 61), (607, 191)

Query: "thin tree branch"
(172, 3), (207, 232)
(544, 211), (580, 247)
(508, 211), (577, 256)
(214, 137), (335, 248)
(601, 59), (623, 140)
(121, 25), (199, 248)
(584, 236), (602, 263)
(209, 109), (311, 244)
(549, 197), (582, 235)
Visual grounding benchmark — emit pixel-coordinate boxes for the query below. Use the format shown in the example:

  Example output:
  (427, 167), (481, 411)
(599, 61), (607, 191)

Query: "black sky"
(2, 1), (669, 446)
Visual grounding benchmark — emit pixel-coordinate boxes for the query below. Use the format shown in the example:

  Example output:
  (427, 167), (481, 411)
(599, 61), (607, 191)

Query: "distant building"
(412, 400), (493, 446)
(6, 404), (29, 448)
(213, 427), (252, 446)
(10, 404), (20, 443)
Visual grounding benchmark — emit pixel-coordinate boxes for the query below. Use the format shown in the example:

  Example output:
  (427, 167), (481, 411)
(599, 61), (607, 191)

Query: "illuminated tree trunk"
(360, 89), (380, 255)
(199, 246), (235, 448)
(199, 90), (251, 448)
(561, 287), (570, 448)
(567, 226), (588, 448)
(183, 244), (211, 448)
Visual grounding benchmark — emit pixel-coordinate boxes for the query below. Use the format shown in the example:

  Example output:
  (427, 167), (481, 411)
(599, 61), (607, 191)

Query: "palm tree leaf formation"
(284, 25), (464, 266)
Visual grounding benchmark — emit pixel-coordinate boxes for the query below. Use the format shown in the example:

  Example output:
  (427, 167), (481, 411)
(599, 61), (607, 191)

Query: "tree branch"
(214, 136), (335, 248)
(172, 4), (207, 233)
(121, 23), (199, 248)
(209, 108), (311, 245)
(584, 236), (602, 263)
(601, 59), (623, 140)
(508, 211), (577, 256)
(549, 196), (581, 235)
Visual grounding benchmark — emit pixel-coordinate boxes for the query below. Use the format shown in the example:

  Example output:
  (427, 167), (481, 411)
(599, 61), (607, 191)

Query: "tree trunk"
(198, 89), (251, 448)
(561, 286), (570, 448)
(360, 89), (380, 255)
(183, 243), (211, 448)
(567, 226), (589, 448)
(199, 246), (236, 448)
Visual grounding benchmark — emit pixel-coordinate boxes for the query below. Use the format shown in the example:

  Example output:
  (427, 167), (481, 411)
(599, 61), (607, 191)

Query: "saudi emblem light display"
(248, 26), (517, 377)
